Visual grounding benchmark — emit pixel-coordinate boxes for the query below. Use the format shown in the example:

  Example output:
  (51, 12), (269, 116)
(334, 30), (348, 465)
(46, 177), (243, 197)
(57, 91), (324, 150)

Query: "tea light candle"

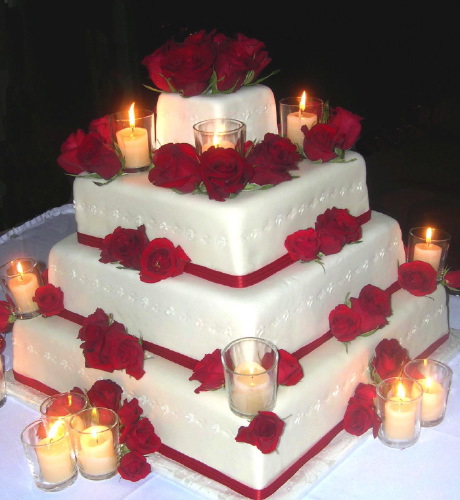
(287, 91), (318, 147)
(232, 361), (271, 416)
(413, 227), (442, 271)
(36, 422), (75, 484)
(384, 382), (417, 441)
(116, 102), (151, 168)
(8, 260), (39, 313)
(201, 128), (237, 152)
(419, 376), (444, 422)
(79, 425), (118, 476)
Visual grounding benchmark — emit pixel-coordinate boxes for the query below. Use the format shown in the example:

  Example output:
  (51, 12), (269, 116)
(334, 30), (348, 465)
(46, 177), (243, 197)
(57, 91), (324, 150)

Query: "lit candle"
(36, 421), (75, 484)
(286, 91), (318, 147)
(384, 382), (417, 441)
(231, 361), (271, 416)
(201, 127), (236, 152)
(418, 376), (444, 422)
(116, 102), (151, 168)
(413, 227), (442, 271)
(78, 425), (118, 476)
(8, 260), (39, 313)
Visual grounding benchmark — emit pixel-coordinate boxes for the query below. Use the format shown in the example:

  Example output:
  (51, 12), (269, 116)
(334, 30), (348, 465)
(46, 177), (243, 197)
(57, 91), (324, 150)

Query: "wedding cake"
(10, 30), (449, 499)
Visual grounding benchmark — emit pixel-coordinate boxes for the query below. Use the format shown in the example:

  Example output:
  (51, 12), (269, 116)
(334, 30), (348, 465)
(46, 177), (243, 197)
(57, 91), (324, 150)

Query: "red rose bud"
(86, 379), (123, 412)
(32, 284), (64, 317)
(285, 228), (321, 262)
(121, 418), (161, 455)
(315, 207), (362, 245)
(329, 304), (362, 342)
(398, 261), (437, 296)
(235, 411), (285, 454)
(189, 349), (225, 393)
(118, 451), (151, 482)
(327, 107), (363, 152)
(100, 225), (149, 271)
(370, 338), (410, 381)
(118, 398), (143, 427)
(276, 349), (304, 386)
(302, 123), (338, 162)
(343, 396), (380, 437)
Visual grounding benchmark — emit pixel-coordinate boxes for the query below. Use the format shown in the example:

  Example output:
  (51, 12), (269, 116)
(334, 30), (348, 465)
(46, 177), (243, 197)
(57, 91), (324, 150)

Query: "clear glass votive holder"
(407, 227), (451, 278)
(193, 118), (246, 154)
(0, 258), (43, 319)
(404, 358), (453, 427)
(109, 107), (155, 172)
(69, 407), (120, 480)
(279, 96), (323, 148)
(40, 392), (88, 423)
(0, 352), (6, 408)
(20, 419), (78, 492)
(221, 337), (279, 419)
(376, 376), (423, 449)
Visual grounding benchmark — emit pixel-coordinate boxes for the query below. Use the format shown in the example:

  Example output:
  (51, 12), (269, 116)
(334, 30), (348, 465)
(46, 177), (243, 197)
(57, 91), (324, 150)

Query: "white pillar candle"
(419, 377), (444, 422)
(413, 227), (442, 271)
(384, 383), (417, 441)
(116, 103), (151, 168)
(231, 361), (271, 416)
(286, 91), (317, 147)
(78, 425), (118, 476)
(8, 261), (39, 313)
(36, 423), (75, 484)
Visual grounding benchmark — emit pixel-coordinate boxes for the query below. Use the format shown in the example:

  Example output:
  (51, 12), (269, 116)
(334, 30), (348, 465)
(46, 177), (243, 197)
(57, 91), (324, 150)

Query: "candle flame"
(396, 382), (406, 399)
(426, 227), (433, 245)
(16, 261), (24, 274)
(68, 394), (73, 406)
(48, 420), (65, 441)
(299, 91), (307, 112)
(91, 407), (99, 425)
(425, 376), (433, 392)
(128, 102), (136, 128)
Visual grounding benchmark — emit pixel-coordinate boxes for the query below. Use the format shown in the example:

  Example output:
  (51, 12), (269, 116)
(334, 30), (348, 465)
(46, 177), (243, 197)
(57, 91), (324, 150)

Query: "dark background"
(1, 1), (459, 268)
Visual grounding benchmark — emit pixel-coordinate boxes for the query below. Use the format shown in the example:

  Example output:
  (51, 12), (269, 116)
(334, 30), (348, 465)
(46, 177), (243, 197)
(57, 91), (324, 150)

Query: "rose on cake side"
(148, 133), (301, 201)
(142, 29), (276, 97)
(0, 300), (15, 333)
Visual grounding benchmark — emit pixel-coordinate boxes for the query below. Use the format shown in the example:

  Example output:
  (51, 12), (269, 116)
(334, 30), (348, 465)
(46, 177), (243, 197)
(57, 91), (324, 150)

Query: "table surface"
(1, 205), (460, 500)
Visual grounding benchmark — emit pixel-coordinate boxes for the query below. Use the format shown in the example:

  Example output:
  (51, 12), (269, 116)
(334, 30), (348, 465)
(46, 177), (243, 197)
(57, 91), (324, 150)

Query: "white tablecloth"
(1, 205), (460, 500)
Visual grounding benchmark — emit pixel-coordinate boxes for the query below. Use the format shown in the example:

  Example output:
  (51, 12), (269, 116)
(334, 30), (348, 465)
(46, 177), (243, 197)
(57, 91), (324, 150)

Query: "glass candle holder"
(40, 392), (89, 423)
(20, 419), (78, 492)
(404, 358), (453, 427)
(69, 407), (120, 480)
(109, 105), (155, 173)
(279, 96), (323, 148)
(193, 118), (246, 154)
(0, 352), (6, 408)
(0, 258), (43, 319)
(221, 337), (279, 419)
(407, 227), (451, 278)
(376, 376), (423, 449)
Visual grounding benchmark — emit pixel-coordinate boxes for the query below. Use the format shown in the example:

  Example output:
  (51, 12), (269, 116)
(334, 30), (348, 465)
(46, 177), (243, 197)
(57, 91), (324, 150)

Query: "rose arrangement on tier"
(235, 411), (285, 454)
(142, 29), (276, 97)
(57, 115), (124, 182)
(50, 379), (161, 482)
(301, 103), (363, 163)
(149, 132), (301, 202)
(284, 207), (363, 265)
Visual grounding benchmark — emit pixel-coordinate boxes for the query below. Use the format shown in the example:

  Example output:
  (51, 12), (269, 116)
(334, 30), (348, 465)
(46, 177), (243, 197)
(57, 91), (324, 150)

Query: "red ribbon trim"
(76, 209), (372, 289)
(13, 331), (449, 499)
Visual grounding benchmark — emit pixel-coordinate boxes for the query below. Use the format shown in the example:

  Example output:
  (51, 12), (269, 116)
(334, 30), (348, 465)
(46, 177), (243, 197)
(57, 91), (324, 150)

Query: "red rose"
(316, 228), (346, 255)
(302, 123), (339, 162)
(139, 238), (190, 284)
(118, 451), (151, 482)
(57, 129), (87, 175)
(86, 379), (123, 412)
(343, 396), (380, 437)
(200, 147), (254, 201)
(370, 338), (410, 382)
(329, 304), (362, 342)
(277, 349), (304, 386)
(0, 300), (14, 333)
(285, 228), (321, 262)
(328, 107), (363, 152)
(350, 284), (391, 333)
(353, 382), (377, 402)
(189, 349), (225, 394)
(142, 32), (215, 97)
(121, 418), (162, 455)
(118, 398), (143, 427)
(247, 133), (300, 186)
(149, 143), (201, 193)
(315, 207), (362, 245)
(76, 132), (121, 180)
(444, 269), (460, 289)
(398, 261), (437, 296)
(78, 308), (111, 351)
(89, 115), (112, 143)
(213, 33), (271, 92)
(235, 411), (285, 454)
(32, 284), (64, 317)
(100, 225), (149, 270)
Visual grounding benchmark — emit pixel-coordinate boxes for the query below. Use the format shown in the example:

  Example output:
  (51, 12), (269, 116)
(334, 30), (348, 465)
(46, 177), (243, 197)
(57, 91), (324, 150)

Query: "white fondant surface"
(155, 85), (278, 147)
(49, 211), (405, 360)
(12, 286), (448, 491)
(73, 151), (369, 275)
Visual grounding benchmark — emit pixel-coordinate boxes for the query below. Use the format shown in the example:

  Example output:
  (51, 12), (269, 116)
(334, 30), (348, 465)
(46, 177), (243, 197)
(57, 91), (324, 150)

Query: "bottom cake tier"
(12, 286), (449, 498)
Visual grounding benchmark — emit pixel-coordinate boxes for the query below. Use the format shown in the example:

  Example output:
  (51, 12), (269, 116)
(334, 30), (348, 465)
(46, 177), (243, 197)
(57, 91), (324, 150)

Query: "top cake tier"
(74, 151), (369, 276)
(155, 84), (278, 146)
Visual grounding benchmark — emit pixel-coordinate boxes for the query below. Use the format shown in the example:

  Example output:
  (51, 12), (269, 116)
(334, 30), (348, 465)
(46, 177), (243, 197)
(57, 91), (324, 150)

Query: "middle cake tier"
(48, 210), (405, 361)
